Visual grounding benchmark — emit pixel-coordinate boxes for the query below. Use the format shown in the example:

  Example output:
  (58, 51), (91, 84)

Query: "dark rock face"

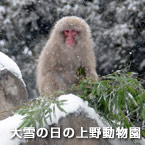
(0, 69), (28, 120)
(21, 113), (111, 145)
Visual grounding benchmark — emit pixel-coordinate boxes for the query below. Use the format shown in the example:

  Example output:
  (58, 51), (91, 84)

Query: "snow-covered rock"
(0, 52), (24, 85)
(0, 51), (27, 119)
(0, 94), (144, 145)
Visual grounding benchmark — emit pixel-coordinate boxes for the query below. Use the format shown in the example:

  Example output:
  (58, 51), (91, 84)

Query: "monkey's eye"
(64, 30), (69, 33)
(64, 29), (78, 37)
(64, 30), (70, 37)
(71, 30), (78, 36)
(71, 30), (76, 33)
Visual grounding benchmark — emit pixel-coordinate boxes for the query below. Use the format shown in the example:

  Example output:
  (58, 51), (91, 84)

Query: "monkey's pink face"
(64, 29), (78, 47)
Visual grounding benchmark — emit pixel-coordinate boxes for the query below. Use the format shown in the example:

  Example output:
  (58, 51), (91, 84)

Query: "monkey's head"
(51, 16), (92, 48)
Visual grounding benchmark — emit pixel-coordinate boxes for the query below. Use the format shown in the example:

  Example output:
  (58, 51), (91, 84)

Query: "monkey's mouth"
(66, 38), (76, 47)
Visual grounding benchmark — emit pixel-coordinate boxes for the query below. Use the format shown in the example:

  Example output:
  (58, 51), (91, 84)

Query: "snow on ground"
(0, 114), (25, 145)
(0, 51), (25, 85)
(0, 94), (144, 145)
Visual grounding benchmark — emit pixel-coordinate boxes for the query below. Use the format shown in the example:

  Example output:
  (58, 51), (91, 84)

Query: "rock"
(21, 112), (111, 145)
(0, 69), (28, 120)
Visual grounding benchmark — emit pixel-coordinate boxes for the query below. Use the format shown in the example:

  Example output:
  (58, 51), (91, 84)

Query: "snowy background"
(0, 0), (145, 98)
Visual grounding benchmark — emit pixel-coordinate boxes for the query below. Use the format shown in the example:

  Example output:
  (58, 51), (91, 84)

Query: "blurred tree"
(0, 0), (145, 98)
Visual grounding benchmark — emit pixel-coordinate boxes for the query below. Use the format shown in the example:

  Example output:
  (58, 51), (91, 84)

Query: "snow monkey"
(36, 16), (98, 96)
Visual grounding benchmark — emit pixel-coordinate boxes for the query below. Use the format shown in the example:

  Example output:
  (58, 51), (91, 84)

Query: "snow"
(8, 0), (35, 6)
(23, 47), (32, 56)
(0, 94), (144, 145)
(0, 40), (6, 46)
(0, 51), (25, 85)
(140, 59), (145, 70)
(47, 94), (102, 125)
(125, 0), (140, 11)
(0, 6), (5, 13)
(104, 24), (134, 38)
(0, 114), (25, 145)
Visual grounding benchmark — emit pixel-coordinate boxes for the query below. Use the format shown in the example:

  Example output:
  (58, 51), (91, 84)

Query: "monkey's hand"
(86, 71), (99, 81)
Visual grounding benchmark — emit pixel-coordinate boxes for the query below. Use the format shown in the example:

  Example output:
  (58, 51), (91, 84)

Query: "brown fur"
(36, 16), (98, 96)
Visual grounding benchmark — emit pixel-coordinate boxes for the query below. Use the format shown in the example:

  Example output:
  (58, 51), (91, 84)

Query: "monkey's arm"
(37, 48), (74, 96)
(83, 48), (99, 81)
(38, 71), (68, 97)
(36, 47), (59, 96)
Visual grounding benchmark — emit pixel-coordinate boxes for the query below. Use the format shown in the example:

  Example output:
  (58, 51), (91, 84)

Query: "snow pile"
(0, 114), (25, 145)
(0, 94), (144, 145)
(0, 52), (24, 85)
(47, 94), (105, 126)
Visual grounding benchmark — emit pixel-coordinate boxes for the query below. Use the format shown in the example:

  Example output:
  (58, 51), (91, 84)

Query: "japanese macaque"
(36, 16), (98, 96)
